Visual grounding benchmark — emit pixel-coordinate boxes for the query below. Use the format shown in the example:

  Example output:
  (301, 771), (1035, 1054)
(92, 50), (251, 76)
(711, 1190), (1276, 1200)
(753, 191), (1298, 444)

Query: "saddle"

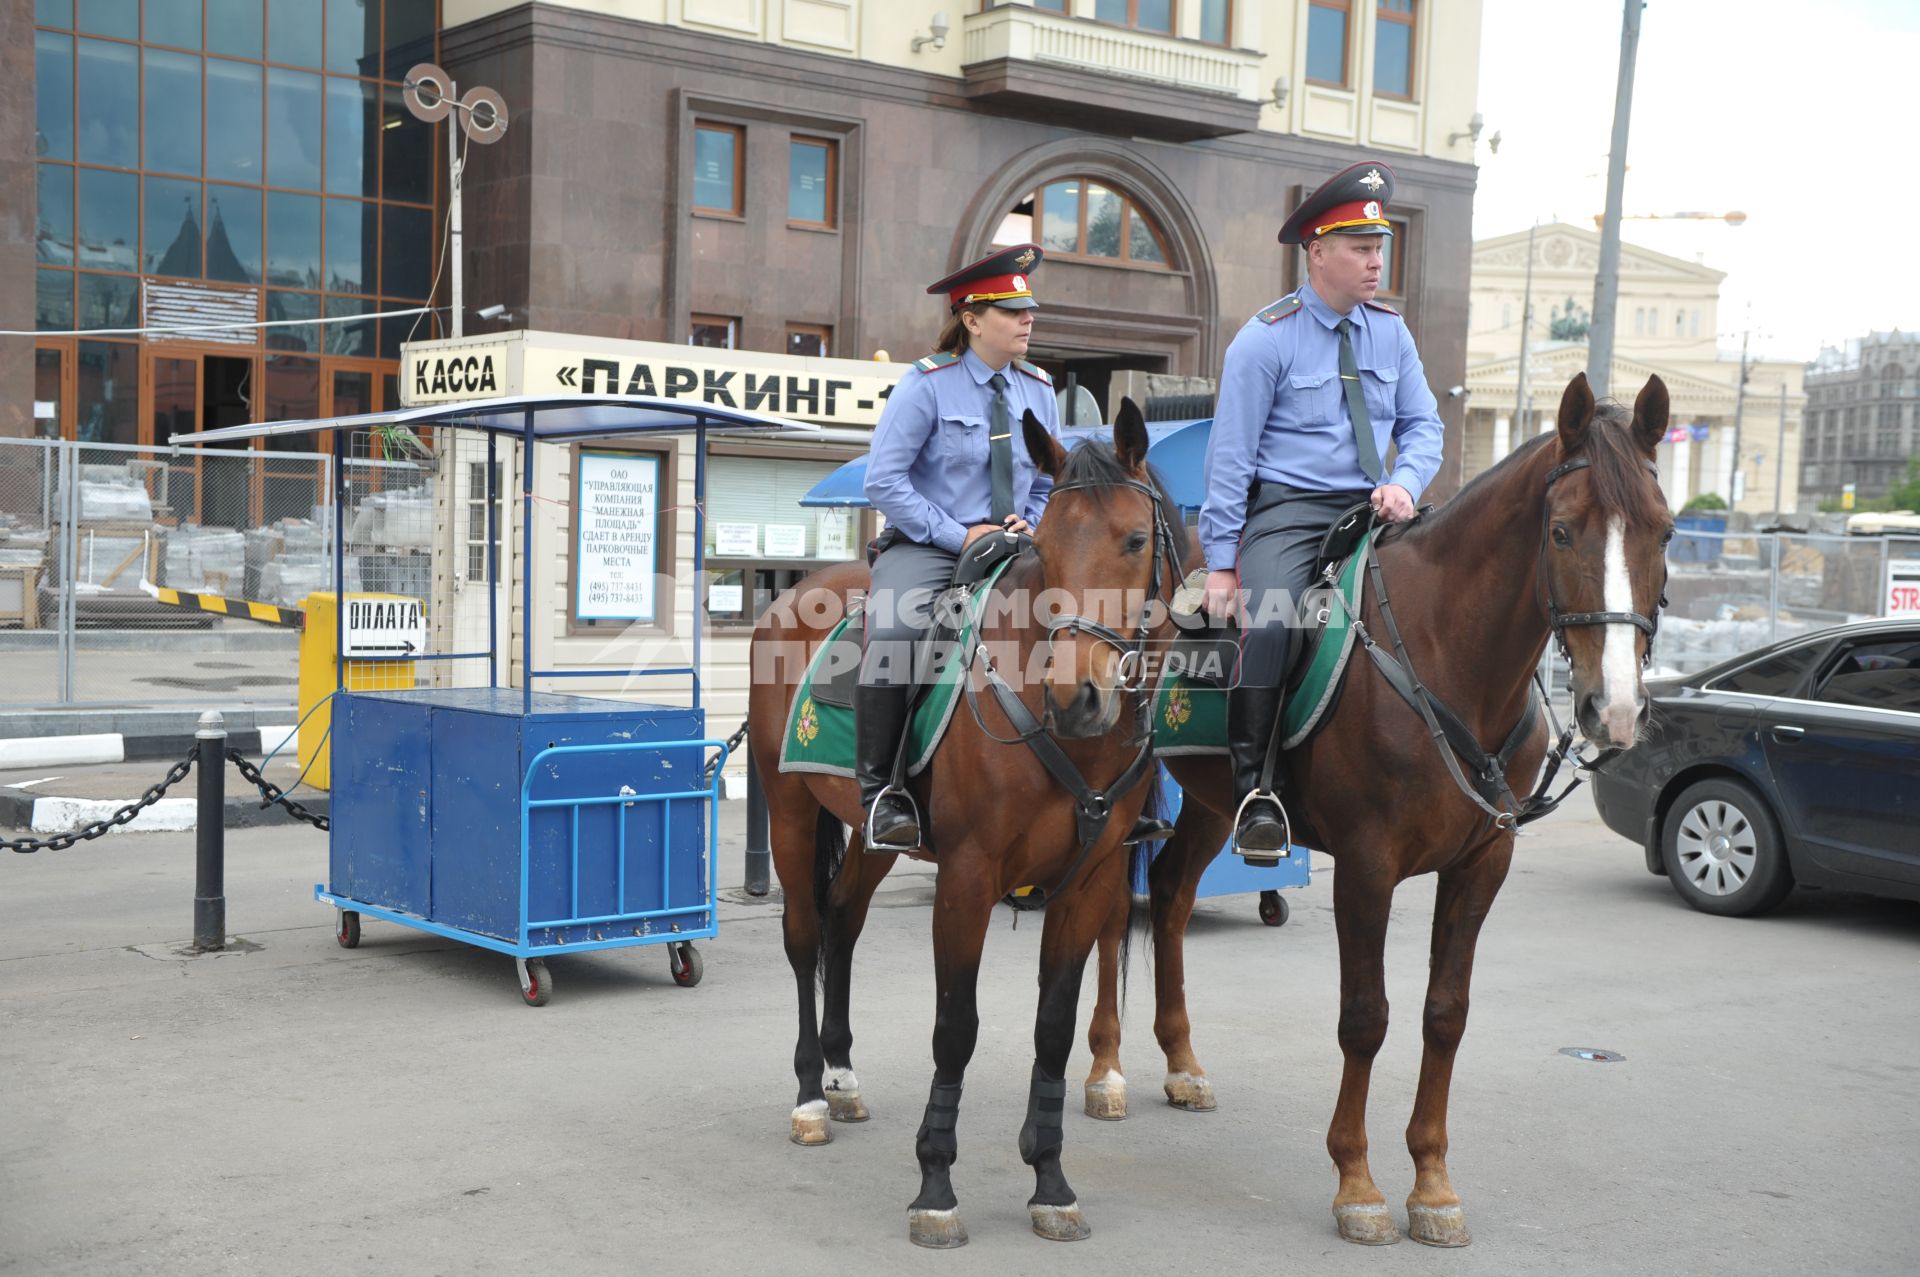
(813, 531), (1032, 711)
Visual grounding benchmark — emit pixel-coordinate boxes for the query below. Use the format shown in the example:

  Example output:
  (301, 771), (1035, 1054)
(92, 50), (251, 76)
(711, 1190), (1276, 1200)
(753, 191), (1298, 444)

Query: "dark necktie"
(988, 371), (1014, 522)
(1336, 318), (1385, 485)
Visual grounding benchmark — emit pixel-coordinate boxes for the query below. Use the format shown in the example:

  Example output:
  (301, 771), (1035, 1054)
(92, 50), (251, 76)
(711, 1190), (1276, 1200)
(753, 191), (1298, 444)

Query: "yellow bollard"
(296, 592), (419, 791)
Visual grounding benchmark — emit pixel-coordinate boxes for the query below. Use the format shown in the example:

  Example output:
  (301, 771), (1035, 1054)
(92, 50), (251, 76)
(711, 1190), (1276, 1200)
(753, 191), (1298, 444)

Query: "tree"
(1550, 296), (1591, 342)
(1681, 492), (1728, 513)
(1886, 456), (1920, 512)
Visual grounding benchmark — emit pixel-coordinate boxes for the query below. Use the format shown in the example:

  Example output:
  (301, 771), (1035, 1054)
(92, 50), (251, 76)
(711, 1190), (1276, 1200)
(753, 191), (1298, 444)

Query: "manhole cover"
(138, 675), (297, 690)
(1558, 1047), (1626, 1063)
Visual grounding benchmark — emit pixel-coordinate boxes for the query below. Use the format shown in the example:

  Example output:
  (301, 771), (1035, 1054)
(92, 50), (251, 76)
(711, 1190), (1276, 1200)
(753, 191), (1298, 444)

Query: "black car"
(1590, 618), (1920, 916)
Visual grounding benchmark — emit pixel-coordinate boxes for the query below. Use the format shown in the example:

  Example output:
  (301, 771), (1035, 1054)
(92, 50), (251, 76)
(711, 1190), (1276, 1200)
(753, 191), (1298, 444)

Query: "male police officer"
(1199, 161), (1444, 859)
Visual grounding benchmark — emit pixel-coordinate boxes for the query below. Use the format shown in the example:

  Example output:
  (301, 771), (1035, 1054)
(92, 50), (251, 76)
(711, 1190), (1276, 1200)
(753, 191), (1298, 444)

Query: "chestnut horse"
(747, 405), (1185, 1248)
(1080, 373), (1673, 1246)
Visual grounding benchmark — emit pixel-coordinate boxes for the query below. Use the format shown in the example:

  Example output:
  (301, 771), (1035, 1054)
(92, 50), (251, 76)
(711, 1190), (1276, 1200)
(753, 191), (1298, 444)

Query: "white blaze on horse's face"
(1596, 516), (1647, 748)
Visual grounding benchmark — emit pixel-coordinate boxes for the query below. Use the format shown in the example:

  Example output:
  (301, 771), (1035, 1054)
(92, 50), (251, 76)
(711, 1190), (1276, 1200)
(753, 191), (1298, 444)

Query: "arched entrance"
(950, 140), (1217, 418)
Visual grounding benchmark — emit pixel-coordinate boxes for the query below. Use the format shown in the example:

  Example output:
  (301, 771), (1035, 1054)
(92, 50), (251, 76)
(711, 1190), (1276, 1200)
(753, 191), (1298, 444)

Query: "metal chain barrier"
(2, 750), (198, 854)
(704, 719), (750, 786)
(226, 749), (331, 831)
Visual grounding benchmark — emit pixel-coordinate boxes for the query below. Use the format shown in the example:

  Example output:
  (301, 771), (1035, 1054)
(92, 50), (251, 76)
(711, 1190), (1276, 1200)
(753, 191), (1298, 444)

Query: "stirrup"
(1230, 789), (1292, 866)
(862, 782), (922, 854)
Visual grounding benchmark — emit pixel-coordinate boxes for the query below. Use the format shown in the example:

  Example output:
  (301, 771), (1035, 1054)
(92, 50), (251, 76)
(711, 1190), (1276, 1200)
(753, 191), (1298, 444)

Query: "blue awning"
(170, 393), (821, 447)
(799, 418), (1213, 510)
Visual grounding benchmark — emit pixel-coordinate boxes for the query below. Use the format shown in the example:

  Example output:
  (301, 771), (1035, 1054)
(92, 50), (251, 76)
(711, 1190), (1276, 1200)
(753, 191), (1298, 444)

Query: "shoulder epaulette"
(1254, 295), (1304, 325)
(1362, 299), (1399, 316)
(1013, 358), (1052, 386)
(913, 352), (963, 373)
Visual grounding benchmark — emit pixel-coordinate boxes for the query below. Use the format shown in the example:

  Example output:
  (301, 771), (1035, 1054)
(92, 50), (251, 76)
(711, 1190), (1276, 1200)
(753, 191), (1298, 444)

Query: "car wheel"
(1661, 777), (1794, 917)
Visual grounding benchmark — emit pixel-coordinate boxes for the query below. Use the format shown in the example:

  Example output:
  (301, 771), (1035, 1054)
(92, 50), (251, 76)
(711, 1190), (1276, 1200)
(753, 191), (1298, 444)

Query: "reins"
(959, 474), (1178, 904)
(1333, 450), (1666, 832)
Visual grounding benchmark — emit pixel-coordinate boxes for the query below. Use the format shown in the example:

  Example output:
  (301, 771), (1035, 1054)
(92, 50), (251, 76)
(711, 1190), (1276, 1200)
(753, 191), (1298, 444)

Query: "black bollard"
(193, 710), (226, 952)
(745, 750), (770, 897)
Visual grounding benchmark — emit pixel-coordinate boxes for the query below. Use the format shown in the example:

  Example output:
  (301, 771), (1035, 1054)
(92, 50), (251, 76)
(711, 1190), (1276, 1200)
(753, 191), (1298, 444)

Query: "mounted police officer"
(1199, 160), (1444, 860)
(857, 244), (1062, 853)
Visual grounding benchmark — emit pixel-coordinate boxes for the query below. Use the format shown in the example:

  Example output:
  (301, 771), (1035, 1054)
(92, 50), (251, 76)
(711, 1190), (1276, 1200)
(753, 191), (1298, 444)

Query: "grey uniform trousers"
(860, 539), (960, 687)
(1233, 486), (1372, 689)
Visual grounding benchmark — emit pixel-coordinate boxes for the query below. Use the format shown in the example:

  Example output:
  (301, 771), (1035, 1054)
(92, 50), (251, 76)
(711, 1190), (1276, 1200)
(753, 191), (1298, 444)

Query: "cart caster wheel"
(669, 942), (703, 988)
(1258, 891), (1288, 927)
(336, 910), (361, 948)
(518, 957), (552, 1007)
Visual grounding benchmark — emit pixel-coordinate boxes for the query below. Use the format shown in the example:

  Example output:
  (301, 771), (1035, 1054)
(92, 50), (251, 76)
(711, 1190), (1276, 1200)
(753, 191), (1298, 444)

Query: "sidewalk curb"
(0, 778), (330, 835)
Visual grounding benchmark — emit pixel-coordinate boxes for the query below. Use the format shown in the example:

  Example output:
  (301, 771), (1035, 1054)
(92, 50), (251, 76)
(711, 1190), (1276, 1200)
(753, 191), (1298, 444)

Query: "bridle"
(1035, 475), (1178, 715)
(958, 470), (1180, 901)
(1338, 445), (1671, 831)
(1538, 454), (1670, 669)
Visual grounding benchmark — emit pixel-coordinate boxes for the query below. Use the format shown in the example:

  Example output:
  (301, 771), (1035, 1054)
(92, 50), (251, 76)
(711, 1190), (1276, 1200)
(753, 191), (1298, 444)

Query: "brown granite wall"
(445, 3), (1476, 496)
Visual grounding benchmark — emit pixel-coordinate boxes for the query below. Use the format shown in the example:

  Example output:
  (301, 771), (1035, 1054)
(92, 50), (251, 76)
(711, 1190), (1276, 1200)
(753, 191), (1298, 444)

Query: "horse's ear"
(1022, 408), (1067, 477)
(1114, 397), (1149, 474)
(1631, 375), (1670, 458)
(1556, 372), (1596, 452)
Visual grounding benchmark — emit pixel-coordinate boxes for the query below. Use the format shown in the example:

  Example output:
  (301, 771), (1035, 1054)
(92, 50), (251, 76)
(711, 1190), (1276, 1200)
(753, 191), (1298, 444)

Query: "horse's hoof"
(826, 1090), (869, 1123)
(1406, 1202), (1471, 1247)
(1163, 1071), (1217, 1112)
(908, 1208), (968, 1249)
(1030, 1201), (1092, 1242)
(1084, 1073), (1128, 1121)
(789, 1101), (830, 1146)
(1332, 1202), (1403, 1246)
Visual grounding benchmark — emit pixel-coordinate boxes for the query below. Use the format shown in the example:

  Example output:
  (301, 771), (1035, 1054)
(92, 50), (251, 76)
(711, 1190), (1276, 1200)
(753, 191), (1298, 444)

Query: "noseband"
(1539, 455), (1670, 667)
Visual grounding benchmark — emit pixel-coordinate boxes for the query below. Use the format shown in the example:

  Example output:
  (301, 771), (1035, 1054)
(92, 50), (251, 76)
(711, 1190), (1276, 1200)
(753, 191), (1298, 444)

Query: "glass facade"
(33, 1), (441, 467)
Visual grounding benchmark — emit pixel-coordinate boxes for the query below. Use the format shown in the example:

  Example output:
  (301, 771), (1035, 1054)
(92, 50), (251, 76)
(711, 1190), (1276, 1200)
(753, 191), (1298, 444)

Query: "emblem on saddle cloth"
(794, 697), (820, 747)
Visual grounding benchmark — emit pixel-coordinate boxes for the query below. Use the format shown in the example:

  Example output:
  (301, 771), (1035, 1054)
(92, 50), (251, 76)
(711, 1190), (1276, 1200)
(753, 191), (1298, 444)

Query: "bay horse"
(1079, 372), (1673, 1246)
(746, 404), (1185, 1248)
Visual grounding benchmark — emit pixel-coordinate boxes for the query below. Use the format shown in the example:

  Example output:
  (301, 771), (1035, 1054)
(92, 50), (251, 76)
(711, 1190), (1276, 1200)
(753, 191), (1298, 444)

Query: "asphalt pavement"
(3, 787), (1916, 1275)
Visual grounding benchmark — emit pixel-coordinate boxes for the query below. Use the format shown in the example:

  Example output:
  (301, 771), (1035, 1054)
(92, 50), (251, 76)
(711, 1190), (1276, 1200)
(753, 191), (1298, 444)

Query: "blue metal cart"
(799, 417), (1311, 925)
(179, 395), (817, 1003)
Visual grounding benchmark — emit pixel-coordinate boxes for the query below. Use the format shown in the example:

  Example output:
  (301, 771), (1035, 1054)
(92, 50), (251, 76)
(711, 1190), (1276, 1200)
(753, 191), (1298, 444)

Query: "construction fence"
(0, 436), (443, 707)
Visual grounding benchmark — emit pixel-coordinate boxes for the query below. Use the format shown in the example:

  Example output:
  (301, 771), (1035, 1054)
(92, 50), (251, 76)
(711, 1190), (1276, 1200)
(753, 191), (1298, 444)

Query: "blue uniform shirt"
(865, 347), (1061, 554)
(1199, 280), (1444, 571)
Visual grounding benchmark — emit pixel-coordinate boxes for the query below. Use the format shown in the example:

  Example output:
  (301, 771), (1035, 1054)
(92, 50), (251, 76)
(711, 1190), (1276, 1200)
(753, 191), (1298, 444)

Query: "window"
(1377, 217), (1409, 297)
(689, 315), (738, 349)
(1813, 638), (1920, 713)
(788, 137), (835, 228)
(1374, 0), (1415, 98)
(1200, 0), (1231, 43)
(460, 458), (499, 583)
(1675, 310), (1685, 337)
(1633, 307), (1645, 337)
(1690, 309), (1701, 337)
(1709, 644), (1819, 696)
(1030, 0), (1068, 10)
(1307, 0), (1349, 87)
(1094, 0), (1174, 35)
(693, 122), (743, 217)
(1027, 179), (1171, 268)
(786, 324), (830, 358)
(702, 451), (872, 628)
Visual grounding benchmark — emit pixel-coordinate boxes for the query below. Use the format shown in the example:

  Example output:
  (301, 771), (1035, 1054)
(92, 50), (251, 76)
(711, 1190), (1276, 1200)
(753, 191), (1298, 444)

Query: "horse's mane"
(1052, 440), (1195, 569)
(1405, 403), (1666, 540)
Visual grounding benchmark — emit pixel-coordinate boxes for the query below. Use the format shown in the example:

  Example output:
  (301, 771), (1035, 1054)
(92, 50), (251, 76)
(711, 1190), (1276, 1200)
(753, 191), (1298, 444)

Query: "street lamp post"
(1588, 0), (1644, 400)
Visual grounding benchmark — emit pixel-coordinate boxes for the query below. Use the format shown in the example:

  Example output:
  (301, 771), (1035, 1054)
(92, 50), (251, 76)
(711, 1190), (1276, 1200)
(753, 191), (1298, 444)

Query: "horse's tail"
(1116, 779), (1167, 1017)
(811, 805), (847, 990)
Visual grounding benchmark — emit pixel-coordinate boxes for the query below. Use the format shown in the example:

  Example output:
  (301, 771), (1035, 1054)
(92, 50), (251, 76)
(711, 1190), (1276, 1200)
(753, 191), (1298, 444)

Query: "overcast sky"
(1470, 0), (1920, 364)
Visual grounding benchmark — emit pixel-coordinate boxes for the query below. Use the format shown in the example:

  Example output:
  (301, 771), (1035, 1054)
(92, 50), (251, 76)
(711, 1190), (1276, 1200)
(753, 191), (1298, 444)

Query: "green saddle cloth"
(778, 561), (1011, 779)
(1152, 530), (1375, 755)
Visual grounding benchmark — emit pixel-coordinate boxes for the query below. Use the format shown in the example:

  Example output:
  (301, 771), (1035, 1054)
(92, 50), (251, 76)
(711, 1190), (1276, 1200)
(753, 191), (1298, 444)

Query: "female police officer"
(857, 244), (1062, 852)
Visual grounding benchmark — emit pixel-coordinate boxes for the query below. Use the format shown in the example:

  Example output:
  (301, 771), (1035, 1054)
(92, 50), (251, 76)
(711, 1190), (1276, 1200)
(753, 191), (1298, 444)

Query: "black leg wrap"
(1019, 1064), (1074, 1207)
(910, 1080), (964, 1212)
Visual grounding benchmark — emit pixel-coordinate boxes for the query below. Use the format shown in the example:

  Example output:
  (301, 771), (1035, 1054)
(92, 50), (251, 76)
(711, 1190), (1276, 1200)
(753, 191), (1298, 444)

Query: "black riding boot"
(1227, 681), (1291, 862)
(855, 682), (920, 853)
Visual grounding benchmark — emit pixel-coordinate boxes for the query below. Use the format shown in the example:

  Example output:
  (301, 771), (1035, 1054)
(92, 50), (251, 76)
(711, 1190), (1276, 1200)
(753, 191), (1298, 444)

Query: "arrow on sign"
(556, 366), (578, 388)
